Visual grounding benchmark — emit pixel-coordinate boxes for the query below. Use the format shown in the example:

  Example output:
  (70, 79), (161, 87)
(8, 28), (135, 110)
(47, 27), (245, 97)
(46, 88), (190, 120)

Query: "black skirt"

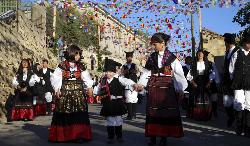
(100, 98), (127, 117)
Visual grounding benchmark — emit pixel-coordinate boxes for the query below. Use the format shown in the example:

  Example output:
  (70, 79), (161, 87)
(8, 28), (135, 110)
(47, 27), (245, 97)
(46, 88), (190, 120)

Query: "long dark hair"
(17, 59), (31, 74)
(63, 45), (86, 71)
(16, 59), (33, 86)
(64, 45), (83, 62)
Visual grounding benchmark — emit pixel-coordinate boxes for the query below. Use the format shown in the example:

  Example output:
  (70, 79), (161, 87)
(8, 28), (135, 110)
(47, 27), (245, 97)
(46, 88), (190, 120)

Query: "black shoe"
(107, 138), (115, 144)
(227, 118), (235, 128)
(236, 126), (243, 136)
(159, 137), (167, 146)
(148, 137), (156, 146)
(117, 138), (124, 143)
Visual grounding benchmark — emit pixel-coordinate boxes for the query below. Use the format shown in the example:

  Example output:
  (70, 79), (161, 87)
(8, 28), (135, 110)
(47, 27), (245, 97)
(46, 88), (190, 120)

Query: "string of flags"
(32, 0), (247, 56)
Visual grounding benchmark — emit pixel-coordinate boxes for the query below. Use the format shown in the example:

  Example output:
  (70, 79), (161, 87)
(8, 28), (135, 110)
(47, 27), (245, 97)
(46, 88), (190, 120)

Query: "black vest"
(123, 63), (137, 82)
(223, 47), (238, 85)
(231, 49), (250, 90)
(16, 71), (33, 88)
(145, 50), (176, 74)
(39, 68), (54, 92)
(100, 77), (125, 97)
(190, 60), (212, 85)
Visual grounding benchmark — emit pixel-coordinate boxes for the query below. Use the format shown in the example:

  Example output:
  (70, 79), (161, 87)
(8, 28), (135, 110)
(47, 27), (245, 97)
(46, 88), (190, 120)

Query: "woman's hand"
(55, 91), (61, 99)
(87, 88), (93, 97)
(191, 80), (198, 88)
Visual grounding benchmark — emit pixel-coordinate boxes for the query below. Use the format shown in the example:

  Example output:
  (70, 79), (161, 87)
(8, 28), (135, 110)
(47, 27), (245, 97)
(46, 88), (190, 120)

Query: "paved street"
(1, 99), (250, 146)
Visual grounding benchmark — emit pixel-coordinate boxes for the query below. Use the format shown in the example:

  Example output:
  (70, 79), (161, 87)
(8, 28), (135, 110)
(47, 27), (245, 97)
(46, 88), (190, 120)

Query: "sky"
(20, 0), (248, 54)
(21, 0), (247, 35)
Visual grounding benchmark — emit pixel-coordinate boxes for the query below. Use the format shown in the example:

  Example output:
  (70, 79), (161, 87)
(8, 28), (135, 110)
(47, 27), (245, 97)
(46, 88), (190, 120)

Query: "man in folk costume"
(222, 33), (239, 127)
(98, 59), (138, 144)
(39, 59), (54, 115)
(122, 51), (139, 120)
(229, 31), (250, 137)
(137, 33), (188, 146)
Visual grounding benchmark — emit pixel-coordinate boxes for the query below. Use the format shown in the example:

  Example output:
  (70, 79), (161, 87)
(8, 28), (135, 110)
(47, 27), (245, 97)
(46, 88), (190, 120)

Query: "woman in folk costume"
(186, 50), (218, 121)
(229, 31), (250, 137)
(121, 51), (139, 120)
(98, 59), (137, 144)
(137, 33), (188, 146)
(11, 59), (38, 121)
(48, 45), (93, 142)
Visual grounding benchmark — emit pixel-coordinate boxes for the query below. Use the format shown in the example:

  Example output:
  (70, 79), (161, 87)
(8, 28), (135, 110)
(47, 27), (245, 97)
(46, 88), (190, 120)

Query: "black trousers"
(107, 126), (122, 139)
(127, 103), (137, 118)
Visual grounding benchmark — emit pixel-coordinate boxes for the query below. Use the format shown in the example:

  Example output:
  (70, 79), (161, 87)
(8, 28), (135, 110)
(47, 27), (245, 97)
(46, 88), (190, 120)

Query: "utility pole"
(198, 4), (203, 50)
(191, 11), (195, 60)
(52, 5), (56, 39)
(16, 0), (19, 31)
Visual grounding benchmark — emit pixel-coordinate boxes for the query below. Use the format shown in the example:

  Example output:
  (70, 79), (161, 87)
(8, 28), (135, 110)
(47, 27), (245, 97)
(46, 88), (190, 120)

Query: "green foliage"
(46, 5), (98, 50)
(233, 2), (250, 35)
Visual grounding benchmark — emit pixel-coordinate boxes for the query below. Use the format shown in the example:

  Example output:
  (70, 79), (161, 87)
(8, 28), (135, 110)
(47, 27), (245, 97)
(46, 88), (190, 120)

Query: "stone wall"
(0, 6), (58, 123)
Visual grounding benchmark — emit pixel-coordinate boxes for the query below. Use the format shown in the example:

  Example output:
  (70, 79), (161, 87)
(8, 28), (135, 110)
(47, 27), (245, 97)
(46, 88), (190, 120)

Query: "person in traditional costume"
(137, 33), (188, 146)
(222, 33), (239, 127)
(39, 59), (54, 115)
(229, 31), (250, 137)
(48, 45), (93, 142)
(31, 63), (47, 116)
(186, 50), (218, 121)
(121, 51), (139, 120)
(182, 56), (192, 111)
(98, 59), (137, 144)
(11, 59), (37, 121)
(203, 50), (220, 118)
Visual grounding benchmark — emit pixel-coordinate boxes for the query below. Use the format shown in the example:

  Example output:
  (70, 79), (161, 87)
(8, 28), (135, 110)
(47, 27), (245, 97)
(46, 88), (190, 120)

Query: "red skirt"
(146, 76), (183, 137)
(34, 104), (47, 116)
(11, 107), (34, 121)
(49, 124), (92, 142)
(145, 123), (184, 138)
(48, 111), (92, 142)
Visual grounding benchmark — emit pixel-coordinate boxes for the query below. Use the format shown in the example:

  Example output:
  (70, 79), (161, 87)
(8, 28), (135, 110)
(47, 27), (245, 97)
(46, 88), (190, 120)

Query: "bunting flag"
(173, 0), (182, 4)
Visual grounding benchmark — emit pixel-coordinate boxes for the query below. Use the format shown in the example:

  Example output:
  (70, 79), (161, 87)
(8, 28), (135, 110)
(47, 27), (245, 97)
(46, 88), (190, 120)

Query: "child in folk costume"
(98, 59), (137, 144)
(229, 31), (250, 137)
(121, 51), (139, 120)
(12, 59), (39, 121)
(137, 33), (188, 146)
(48, 45), (93, 142)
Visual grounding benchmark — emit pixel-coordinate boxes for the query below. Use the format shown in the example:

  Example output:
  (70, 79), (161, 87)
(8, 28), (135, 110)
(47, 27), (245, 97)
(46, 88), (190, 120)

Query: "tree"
(233, 2), (250, 35)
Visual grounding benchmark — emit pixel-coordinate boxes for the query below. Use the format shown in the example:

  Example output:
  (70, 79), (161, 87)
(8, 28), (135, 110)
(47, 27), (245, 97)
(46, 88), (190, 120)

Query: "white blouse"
(12, 72), (39, 88)
(138, 51), (188, 92)
(96, 76), (135, 100)
(186, 61), (220, 84)
(50, 64), (93, 92)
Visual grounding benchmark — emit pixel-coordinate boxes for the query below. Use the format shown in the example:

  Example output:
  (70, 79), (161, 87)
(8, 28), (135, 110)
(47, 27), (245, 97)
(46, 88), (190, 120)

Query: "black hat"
(223, 33), (236, 44)
(203, 50), (210, 57)
(241, 31), (250, 44)
(103, 59), (120, 72)
(124, 51), (134, 58)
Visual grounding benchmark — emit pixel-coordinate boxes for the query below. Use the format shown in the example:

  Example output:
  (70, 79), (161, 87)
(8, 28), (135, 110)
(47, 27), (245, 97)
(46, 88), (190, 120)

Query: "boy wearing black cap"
(229, 31), (250, 137)
(98, 59), (138, 144)
(122, 51), (139, 120)
(222, 33), (239, 127)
